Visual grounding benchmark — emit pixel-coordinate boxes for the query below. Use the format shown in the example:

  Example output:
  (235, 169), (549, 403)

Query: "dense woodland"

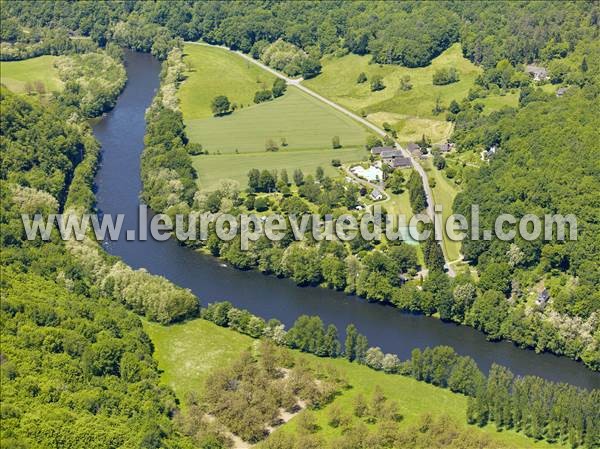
(0, 86), (200, 446)
(3, 1), (599, 69)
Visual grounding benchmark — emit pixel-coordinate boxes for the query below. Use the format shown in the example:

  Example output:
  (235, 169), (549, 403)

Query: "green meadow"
(145, 318), (563, 449)
(179, 43), (276, 120)
(185, 87), (368, 154)
(144, 319), (254, 399)
(422, 159), (462, 262)
(193, 146), (365, 191)
(0, 55), (62, 93)
(178, 44), (370, 191)
(303, 43), (511, 144)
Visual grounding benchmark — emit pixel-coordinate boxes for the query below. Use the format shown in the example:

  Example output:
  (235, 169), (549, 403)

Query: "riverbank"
(144, 317), (571, 449)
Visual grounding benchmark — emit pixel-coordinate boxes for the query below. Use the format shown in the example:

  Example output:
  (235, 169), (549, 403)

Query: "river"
(93, 50), (599, 390)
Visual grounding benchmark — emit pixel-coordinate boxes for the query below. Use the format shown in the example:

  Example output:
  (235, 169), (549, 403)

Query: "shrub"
(370, 74), (385, 91)
(432, 68), (460, 85)
(254, 89), (273, 103)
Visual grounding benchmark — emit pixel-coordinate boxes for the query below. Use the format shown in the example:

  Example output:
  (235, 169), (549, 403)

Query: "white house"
(370, 189), (384, 201)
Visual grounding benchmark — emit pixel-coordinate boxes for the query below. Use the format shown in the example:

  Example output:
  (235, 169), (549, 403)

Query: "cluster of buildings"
(372, 141), (453, 166)
(349, 140), (455, 202)
(370, 146), (412, 168)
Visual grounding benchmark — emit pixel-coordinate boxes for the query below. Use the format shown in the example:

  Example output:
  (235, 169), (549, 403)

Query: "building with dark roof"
(389, 156), (411, 168)
(371, 146), (394, 156)
(406, 142), (420, 152)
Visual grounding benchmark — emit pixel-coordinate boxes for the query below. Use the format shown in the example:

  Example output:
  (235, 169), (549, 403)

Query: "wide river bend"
(93, 50), (599, 390)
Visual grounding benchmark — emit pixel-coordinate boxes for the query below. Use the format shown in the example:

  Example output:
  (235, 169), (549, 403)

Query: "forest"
(3, 1), (598, 71)
(0, 84), (200, 446)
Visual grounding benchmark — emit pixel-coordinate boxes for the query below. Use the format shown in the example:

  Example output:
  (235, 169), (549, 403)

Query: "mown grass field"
(179, 43), (276, 120)
(303, 44), (512, 144)
(145, 318), (563, 449)
(477, 91), (519, 111)
(193, 146), (365, 191)
(179, 44), (371, 191)
(0, 55), (62, 93)
(422, 159), (462, 262)
(185, 87), (368, 154)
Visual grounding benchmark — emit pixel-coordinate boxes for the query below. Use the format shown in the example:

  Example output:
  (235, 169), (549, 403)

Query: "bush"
(254, 196), (269, 212)
(265, 139), (279, 152)
(254, 89), (273, 103)
(332, 135), (341, 149)
(370, 75), (385, 91)
(211, 95), (230, 116)
(272, 78), (287, 97)
(432, 68), (460, 85)
(433, 154), (446, 170)
(187, 143), (203, 155)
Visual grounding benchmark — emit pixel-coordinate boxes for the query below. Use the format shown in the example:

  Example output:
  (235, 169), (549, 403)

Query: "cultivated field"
(185, 87), (368, 153)
(179, 44), (371, 191)
(193, 146), (365, 191)
(303, 44), (511, 143)
(145, 318), (564, 449)
(179, 43), (276, 120)
(0, 55), (62, 93)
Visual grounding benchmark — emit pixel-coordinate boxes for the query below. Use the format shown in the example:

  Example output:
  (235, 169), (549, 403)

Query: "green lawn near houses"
(0, 55), (62, 93)
(422, 158), (462, 262)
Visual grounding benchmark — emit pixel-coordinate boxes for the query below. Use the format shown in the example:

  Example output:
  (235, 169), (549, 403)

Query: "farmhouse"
(406, 142), (420, 152)
(380, 149), (403, 160)
(405, 142), (424, 159)
(525, 64), (548, 82)
(371, 146), (394, 156)
(350, 165), (383, 183)
(439, 142), (454, 153)
(389, 156), (412, 168)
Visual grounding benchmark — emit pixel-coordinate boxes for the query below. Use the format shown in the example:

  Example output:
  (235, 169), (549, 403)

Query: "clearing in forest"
(0, 55), (62, 93)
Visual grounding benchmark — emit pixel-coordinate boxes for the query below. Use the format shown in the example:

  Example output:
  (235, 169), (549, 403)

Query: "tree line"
(4, 1), (597, 71)
(201, 301), (600, 448)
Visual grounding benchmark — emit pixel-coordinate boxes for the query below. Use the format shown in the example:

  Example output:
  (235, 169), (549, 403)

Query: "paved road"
(187, 42), (455, 276)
